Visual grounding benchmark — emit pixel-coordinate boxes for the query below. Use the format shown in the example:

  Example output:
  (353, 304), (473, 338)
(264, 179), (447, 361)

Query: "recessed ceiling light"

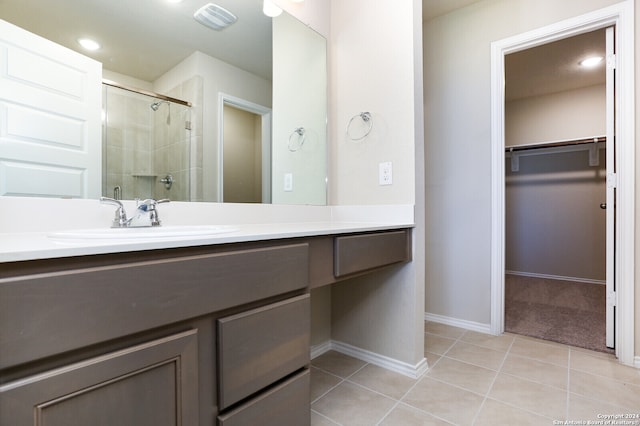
(167, 0), (183, 3)
(78, 38), (101, 51)
(263, 0), (282, 17)
(579, 56), (603, 68)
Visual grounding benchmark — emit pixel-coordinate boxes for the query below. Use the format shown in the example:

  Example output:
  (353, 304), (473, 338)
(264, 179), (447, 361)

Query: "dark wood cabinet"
(0, 330), (199, 426)
(0, 228), (410, 426)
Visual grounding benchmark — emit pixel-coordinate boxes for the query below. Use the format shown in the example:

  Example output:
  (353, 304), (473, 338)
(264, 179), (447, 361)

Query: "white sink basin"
(48, 225), (237, 241)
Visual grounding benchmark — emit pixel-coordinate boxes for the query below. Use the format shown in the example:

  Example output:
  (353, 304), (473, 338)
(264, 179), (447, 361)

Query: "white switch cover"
(379, 162), (392, 185)
(284, 173), (293, 191)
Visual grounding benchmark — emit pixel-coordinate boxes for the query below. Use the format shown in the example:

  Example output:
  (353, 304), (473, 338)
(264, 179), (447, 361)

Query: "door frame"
(218, 93), (272, 203)
(489, 2), (635, 365)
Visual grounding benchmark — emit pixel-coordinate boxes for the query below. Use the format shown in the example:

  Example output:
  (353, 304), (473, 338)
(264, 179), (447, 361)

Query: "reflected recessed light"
(263, 0), (282, 17)
(78, 38), (101, 51)
(579, 56), (603, 68)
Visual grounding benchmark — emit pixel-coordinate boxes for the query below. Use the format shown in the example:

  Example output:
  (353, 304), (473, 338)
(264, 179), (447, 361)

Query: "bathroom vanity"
(0, 224), (411, 425)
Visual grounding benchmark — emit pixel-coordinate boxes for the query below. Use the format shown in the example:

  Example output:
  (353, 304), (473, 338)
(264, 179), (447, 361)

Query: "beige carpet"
(505, 274), (613, 353)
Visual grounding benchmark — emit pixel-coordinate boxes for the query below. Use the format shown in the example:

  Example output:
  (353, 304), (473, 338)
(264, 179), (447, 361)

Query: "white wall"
(506, 84), (606, 145)
(325, 0), (426, 370)
(423, 0), (621, 328)
(506, 148), (607, 280)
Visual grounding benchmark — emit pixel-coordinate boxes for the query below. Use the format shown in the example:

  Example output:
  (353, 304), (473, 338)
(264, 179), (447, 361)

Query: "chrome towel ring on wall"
(288, 127), (306, 152)
(346, 111), (373, 141)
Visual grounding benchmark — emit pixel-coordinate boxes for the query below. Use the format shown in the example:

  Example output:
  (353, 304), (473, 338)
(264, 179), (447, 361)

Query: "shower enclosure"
(102, 83), (192, 201)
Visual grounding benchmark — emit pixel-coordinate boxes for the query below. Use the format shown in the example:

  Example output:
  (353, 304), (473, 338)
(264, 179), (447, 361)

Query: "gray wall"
(505, 148), (606, 281)
(423, 0), (621, 326)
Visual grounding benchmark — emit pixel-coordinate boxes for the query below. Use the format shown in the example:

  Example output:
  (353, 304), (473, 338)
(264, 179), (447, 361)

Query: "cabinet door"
(0, 330), (198, 426)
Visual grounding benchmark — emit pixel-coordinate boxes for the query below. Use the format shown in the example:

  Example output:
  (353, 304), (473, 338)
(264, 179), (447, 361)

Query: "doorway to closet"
(502, 28), (612, 353)
(491, 2), (635, 366)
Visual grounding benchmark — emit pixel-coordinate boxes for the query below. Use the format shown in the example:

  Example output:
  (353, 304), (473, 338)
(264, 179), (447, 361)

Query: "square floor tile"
(510, 337), (569, 367)
(570, 369), (640, 411)
(311, 366), (342, 402)
(474, 398), (552, 425)
(312, 381), (396, 426)
(312, 351), (367, 378)
(460, 330), (514, 352)
(570, 350), (640, 385)
(427, 357), (497, 395)
(425, 333), (457, 356)
(403, 376), (484, 425)
(501, 353), (568, 390)
(379, 403), (453, 425)
(488, 373), (567, 420)
(425, 321), (467, 339)
(349, 363), (417, 399)
(445, 341), (506, 370)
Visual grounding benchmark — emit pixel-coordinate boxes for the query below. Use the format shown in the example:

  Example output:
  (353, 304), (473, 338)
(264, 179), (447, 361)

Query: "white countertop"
(0, 198), (414, 262)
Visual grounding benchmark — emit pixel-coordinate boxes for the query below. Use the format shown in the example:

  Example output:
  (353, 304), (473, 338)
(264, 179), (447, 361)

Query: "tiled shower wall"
(161, 76), (204, 202)
(103, 77), (201, 202)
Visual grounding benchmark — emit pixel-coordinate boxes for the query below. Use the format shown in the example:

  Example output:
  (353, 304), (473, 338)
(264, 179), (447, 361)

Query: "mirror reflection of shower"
(150, 100), (171, 125)
(102, 83), (192, 201)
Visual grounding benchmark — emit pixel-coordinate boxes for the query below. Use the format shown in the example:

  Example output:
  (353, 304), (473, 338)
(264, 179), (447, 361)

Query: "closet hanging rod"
(505, 136), (606, 153)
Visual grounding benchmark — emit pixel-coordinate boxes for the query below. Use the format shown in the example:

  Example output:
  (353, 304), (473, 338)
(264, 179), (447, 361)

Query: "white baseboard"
(506, 270), (605, 285)
(424, 312), (492, 335)
(634, 356), (640, 369)
(310, 340), (428, 379)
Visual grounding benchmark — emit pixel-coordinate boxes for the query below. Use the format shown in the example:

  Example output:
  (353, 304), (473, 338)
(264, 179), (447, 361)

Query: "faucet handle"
(100, 196), (129, 228)
(136, 198), (170, 226)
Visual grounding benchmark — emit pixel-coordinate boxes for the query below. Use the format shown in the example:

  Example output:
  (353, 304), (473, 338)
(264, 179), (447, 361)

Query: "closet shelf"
(505, 136), (606, 172)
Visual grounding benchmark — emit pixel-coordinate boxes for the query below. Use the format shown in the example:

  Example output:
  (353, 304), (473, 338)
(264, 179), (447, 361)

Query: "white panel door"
(0, 19), (102, 198)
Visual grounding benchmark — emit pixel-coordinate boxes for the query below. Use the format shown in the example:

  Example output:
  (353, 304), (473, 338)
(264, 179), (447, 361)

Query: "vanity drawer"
(0, 242), (309, 370)
(217, 369), (310, 426)
(334, 230), (410, 277)
(217, 294), (310, 409)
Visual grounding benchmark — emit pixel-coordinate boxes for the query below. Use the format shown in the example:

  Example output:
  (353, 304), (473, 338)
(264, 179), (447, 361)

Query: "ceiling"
(505, 29), (606, 100)
(422, 0), (482, 21)
(423, 0), (606, 101)
(0, 0), (272, 82)
(2, 0), (606, 99)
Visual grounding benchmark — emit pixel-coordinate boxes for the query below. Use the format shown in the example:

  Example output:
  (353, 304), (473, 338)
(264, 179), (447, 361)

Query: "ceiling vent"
(193, 3), (238, 31)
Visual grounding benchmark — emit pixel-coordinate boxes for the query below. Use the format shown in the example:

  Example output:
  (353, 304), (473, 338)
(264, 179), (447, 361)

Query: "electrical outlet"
(379, 162), (392, 185)
(284, 173), (293, 191)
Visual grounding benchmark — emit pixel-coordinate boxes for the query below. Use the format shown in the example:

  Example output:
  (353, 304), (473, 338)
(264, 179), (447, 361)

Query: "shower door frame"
(489, 2), (635, 365)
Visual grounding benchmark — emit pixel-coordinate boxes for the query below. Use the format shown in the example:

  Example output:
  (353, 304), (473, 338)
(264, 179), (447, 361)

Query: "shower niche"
(102, 84), (192, 201)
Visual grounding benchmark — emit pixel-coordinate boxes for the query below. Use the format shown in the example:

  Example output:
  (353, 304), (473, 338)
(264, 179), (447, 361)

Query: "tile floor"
(310, 321), (640, 425)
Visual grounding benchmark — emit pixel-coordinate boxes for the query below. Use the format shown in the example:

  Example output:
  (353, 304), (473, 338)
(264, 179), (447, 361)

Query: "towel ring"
(346, 111), (373, 141)
(288, 127), (306, 152)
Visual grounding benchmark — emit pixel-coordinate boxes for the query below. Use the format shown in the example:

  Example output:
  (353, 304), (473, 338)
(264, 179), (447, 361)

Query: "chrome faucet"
(100, 196), (130, 228)
(133, 198), (170, 227)
(100, 197), (170, 228)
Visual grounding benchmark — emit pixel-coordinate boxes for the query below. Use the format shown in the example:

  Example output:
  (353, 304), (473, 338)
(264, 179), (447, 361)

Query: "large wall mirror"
(0, 0), (327, 205)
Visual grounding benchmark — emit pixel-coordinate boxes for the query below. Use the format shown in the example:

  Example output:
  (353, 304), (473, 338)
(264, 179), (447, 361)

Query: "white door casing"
(0, 19), (102, 198)
(490, 2), (635, 365)
(604, 25), (615, 349)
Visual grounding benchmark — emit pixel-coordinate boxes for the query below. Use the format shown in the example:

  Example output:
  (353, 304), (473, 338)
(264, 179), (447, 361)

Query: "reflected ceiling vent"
(193, 3), (238, 31)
